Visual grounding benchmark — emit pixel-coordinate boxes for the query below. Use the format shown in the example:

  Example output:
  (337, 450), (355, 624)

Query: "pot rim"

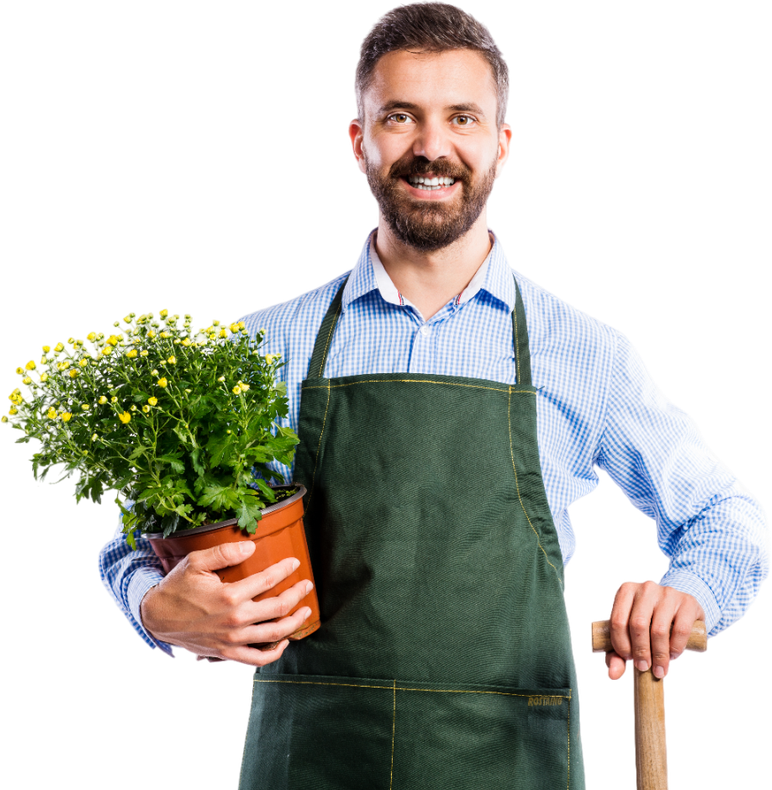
(145, 483), (306, 540)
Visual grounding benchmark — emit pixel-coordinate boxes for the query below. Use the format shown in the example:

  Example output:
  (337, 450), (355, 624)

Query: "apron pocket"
(240, 673), (576, 790)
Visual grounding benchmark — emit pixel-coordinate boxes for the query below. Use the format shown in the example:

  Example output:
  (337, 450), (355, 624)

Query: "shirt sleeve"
(99, 517), (174, 656)
(596, 331), (769, 636)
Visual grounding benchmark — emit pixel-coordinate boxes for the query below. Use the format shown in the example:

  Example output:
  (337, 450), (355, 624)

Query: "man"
(101, 4), (767, 788)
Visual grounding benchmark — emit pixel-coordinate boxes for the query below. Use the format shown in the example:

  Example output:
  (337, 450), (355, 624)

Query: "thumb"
(188, 540), (255, 572)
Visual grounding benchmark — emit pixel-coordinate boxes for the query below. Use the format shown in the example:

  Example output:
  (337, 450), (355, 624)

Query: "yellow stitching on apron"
(507, 387), (563, 586)
(566, 695), (571, 790)
(305, 379), (331, 512)
(389, 680), (396, 790)
(304, 380), (531, 395)
(253, 678), (571, 700)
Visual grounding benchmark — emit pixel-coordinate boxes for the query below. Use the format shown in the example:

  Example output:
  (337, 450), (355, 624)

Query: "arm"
(99, 521), (314, 665)
(596, 332), (768, 678)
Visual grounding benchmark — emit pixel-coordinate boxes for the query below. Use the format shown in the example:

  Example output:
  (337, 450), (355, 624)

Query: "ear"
(495, 123), (512, 176)
(349, 119), (367, 174)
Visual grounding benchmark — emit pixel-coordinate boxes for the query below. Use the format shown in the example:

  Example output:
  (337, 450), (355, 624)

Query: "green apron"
(240, 279), (585, 789)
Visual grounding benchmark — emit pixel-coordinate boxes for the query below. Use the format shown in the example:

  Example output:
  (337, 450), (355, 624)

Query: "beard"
(363, 149), (497, 252)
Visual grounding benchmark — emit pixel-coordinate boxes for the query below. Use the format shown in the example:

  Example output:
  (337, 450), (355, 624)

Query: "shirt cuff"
(128, 569), (175, 657)
(658, 569), (721, 635)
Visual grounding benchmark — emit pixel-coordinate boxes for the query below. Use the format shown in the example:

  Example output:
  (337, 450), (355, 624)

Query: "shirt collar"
(342, 230), (516, 313)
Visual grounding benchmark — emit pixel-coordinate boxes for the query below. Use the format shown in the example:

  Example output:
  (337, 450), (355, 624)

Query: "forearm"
(657, 487), (768, 635)
(98, 525), (174, 655)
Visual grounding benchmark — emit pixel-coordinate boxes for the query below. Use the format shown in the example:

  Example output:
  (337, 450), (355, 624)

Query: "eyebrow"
(377, 100), (488, 117)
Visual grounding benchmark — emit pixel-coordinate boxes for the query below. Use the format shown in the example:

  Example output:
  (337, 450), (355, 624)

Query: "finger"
(239, 606), (313, 648)
(669, 596), (705, 664)
(627, 580), (662, 673)
(609, 582), (637, 661)
(228, 556), (303, 600)
(649, 588), (680, 678)
(605, 650), (627, 680)
(242, 579), (315, 625)
(186, 540), (256, 573)
(221, 639), (291, 667)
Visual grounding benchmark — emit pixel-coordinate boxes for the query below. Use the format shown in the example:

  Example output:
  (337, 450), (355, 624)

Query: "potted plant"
(3, 310), (320, 640)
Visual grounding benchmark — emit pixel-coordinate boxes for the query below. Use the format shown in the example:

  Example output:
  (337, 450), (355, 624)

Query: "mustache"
(388, 155), (469, 181)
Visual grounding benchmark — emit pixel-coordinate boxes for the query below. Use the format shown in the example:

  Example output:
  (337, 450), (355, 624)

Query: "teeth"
(407, 175), (455, 190)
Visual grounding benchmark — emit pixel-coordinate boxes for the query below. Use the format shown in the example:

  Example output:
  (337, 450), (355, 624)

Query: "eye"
(452, 115), (476, 127)
(387, 113), (413, 125)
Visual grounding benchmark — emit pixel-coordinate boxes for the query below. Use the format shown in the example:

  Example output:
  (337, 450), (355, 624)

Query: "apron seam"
(304, 380), (331, 513)
(252, 678), (572, 699)
(507, 386), (564, 587)
(303, 380), (530, 394)
(390, 679), (396, 790)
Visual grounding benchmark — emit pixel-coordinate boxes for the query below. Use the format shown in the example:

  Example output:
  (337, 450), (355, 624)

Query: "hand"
(606, 581), (705, 680)
(140, 541), (314, 666)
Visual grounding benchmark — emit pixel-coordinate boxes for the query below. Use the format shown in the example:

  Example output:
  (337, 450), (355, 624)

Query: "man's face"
(350, 49), (510, 252)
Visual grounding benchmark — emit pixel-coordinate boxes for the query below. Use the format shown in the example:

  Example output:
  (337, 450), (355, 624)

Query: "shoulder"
(239, 272), (351, 355)
(513, 269), (622, 371)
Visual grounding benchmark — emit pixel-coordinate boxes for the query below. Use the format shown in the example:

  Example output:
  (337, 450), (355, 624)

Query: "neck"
(374, 213), (492, 320)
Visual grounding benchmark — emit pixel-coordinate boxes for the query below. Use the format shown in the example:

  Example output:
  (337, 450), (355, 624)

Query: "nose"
(412, 117), (451, 162)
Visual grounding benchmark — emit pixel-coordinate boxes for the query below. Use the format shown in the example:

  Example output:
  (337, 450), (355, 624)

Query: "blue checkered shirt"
(99, 232), (768, 654)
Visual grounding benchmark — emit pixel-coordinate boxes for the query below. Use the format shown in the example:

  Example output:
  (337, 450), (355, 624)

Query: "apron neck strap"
(306, 274), (533, 387)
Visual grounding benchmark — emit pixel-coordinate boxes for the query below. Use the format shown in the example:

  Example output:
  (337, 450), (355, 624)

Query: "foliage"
(4, 311), (299, 545)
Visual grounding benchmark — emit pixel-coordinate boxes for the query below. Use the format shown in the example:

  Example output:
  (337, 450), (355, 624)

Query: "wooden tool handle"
(591, 620), (707, 653)
(635, 668), (668, 790)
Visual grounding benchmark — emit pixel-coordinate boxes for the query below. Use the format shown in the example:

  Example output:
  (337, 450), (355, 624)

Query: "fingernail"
(653, 665), (665, 679)
(291, 558), (300, 571)
(636, 660), (648, 672)
(301, 607), (312, 621)
(305, 581), (314, 594)
(239, 541), (254, 554)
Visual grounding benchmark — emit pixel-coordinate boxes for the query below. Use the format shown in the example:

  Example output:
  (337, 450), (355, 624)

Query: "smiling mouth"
(405, 175), (456, 191)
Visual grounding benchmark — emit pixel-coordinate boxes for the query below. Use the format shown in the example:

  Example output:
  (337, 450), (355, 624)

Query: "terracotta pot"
(146, 485), (320, 642)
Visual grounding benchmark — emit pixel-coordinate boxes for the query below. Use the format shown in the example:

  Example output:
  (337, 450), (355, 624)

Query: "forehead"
(363, 49), (497, 117)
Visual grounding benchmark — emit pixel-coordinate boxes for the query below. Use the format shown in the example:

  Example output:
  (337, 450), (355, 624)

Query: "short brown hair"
(356, 2), (509, 127)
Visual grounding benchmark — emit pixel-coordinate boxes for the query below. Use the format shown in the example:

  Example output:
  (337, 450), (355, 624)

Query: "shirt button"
(420, 325), (431, 337)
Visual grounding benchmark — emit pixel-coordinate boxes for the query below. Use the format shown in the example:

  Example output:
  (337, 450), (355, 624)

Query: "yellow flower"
(142, 405), (150, 413)
(219, 328), (228, 338)
(160, 331), (171, 339)
(22, 376), (32, 385)
(238, 381), (250, 392)
(69, 369), (79, 378)
(229, 322), (239, 333)
(98, 396), (108, 405)
(232, 385), (241, 395)
(118, 412), (131, 424)
(1, 416), (7, 423)
(102, 346), (112, 356)
(81, 403), (90, 411)
(87, 333), (96, 342)
(42, 345), (51, 353)
(160, 309), (169, 319)
(181, 338), (190, 347)
(265, 353), (280, 364)
(157, 378), (168, 388)
(9, 406), (18, 416)
(140, 350), (148, 357)
(46, 407), (57, 419)
(40, 373), (48, 383)
(10, 389), (23, 405)
(15, 367), (23, 375)
(124, 315), (132, 324)
(79, 358), (89, 367)
(25, 360), (36, 371)
(40, 356), (48, 365)
(130, 405), (137, 411)
(147, 330), (156, 339)
(54, 343), (64, 353)
(126, 349), (138, 359)
(167, 356), (176, 364)
(151, 369), (159, 377)
(217, 376), (225, 382)
(91, 433), (98, 441)
(111, 396), (118, 403)
(238, 321), (246, 330)
(106, 335), (119, 347)
(213, 320), (220, 326)
(147, 396), (158, 406)
(61, 412), (72, 422)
